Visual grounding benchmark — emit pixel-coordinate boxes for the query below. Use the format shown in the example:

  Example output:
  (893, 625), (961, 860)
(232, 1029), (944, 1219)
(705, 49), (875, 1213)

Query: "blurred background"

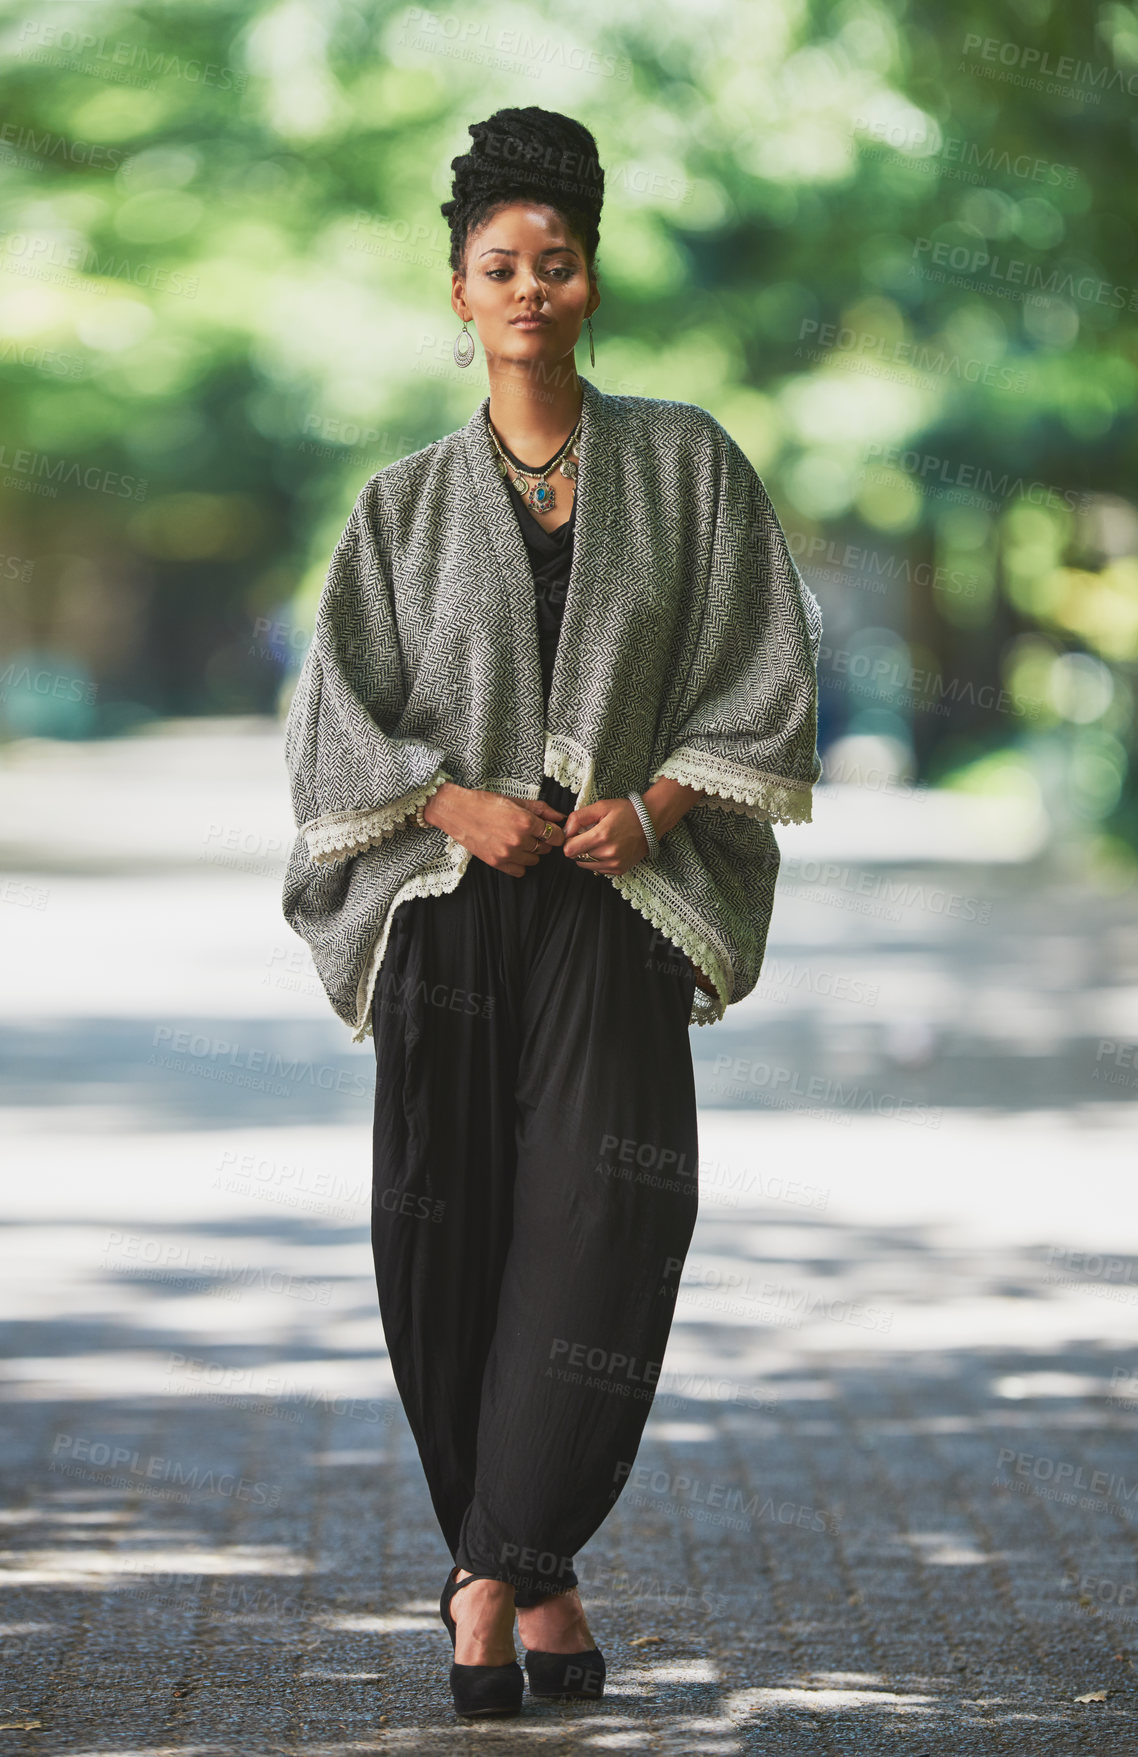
(3, 2), (1138, 1748)
(1, 0), (1137, 864)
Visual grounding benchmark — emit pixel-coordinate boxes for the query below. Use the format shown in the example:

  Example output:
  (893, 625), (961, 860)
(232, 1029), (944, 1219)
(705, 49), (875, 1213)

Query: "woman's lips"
(511, 317), (550, 327)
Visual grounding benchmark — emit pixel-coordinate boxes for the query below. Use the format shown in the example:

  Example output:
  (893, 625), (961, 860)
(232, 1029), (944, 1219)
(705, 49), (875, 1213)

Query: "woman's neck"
(485, 360), (584, 468)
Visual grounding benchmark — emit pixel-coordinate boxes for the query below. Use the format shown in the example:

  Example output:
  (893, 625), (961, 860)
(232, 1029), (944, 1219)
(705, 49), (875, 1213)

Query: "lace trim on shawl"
(346, 743), (738, 1037)
(352, 851), (728, 1035)
(650, 747), (815, 826)
(349, 769), (542, 1041)
(304, 771), (450, 865)
(545, 734), (736, 1025)
(610, 866), (731, 1029)
(352, 840), (472, 1042)
(543, 734), (596, 803)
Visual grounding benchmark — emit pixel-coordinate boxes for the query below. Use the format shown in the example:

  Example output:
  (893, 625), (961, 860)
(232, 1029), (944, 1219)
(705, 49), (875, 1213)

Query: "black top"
(494, 423), (578, 812)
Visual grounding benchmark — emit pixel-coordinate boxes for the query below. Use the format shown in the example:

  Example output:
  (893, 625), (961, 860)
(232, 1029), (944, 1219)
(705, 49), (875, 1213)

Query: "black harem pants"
(370, 777), (700, 1606)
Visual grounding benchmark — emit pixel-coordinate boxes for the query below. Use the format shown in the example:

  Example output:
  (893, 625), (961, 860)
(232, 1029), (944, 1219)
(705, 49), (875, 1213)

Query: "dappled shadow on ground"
(0, 1016), (374, 1130)
(2, 997), (1136, 1132)
(3, 1194), (1138, 1752)
(4, 791), (1137, 1746)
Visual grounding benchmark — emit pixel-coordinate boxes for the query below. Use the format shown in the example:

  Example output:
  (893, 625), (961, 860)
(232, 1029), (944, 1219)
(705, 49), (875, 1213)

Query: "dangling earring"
(453, 319), (475, 368)
(586, 315), (595, 368)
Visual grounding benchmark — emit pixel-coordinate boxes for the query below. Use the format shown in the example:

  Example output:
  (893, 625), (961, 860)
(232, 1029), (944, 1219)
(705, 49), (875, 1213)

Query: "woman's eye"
(483, 264), (574, 280)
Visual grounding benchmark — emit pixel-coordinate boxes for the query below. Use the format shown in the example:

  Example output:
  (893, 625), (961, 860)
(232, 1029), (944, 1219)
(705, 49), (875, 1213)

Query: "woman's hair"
(440, 105), (604, 276)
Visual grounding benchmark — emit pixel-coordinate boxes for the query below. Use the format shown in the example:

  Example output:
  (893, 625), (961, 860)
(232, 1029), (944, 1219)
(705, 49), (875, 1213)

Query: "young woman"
(282, 105), (822, 1720)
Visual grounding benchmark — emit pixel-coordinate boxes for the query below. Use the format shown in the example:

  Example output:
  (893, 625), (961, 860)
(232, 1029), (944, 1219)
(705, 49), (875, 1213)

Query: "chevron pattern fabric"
(282, 375), (822, 1042)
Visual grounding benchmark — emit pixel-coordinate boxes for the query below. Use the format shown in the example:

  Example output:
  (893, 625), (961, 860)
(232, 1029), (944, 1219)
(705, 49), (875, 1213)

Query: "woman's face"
(451, 201), (599, 370)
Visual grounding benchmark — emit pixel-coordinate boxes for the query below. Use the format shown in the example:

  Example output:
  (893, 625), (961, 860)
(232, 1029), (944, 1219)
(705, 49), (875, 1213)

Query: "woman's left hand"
(561, 798), (652, 875)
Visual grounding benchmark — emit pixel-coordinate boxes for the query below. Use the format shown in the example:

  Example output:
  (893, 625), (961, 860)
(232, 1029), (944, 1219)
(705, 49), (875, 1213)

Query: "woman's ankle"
(516, 1587), (593, 1649)
(451, 1572), (518, 1665)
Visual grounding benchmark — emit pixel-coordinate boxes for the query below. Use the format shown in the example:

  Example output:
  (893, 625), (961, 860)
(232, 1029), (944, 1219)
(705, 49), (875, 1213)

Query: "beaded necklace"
(486, 414), (581, 515)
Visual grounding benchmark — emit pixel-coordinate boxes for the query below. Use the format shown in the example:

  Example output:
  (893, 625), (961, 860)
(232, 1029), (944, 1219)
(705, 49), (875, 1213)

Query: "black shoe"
(524, 1644), (606, 1699)
(439, 1564), (523, 1719)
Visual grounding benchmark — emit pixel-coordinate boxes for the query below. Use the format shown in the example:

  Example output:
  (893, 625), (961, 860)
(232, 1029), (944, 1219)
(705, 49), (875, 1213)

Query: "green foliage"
(0, 0), (1134, 839)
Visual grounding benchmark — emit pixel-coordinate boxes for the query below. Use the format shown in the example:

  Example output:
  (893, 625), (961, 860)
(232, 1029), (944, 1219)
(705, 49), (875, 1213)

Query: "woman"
(282, 106), (822, 1720)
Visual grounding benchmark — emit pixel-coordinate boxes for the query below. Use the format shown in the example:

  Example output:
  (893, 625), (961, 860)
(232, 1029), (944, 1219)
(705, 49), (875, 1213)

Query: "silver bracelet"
(414, 770), (452, 829)
(626, 790), (659, 861)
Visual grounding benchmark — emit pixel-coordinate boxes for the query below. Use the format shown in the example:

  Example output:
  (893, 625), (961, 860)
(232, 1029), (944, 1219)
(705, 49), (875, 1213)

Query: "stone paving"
(1, 722), (1137, 1754)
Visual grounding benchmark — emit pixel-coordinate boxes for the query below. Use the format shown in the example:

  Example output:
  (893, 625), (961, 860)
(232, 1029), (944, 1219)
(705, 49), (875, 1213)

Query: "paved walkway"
(1, 723), (1136, 1752)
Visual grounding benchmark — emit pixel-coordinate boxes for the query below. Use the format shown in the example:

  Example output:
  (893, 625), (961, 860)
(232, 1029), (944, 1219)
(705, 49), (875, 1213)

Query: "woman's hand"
(560, 780), (707, 876)
(560, 798), (718, 993)
(560, 798), (653, 876)
(422, 782), (566, 876)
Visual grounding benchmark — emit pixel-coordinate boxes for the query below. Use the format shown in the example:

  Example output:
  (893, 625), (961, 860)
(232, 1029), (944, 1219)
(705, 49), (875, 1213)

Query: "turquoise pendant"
(529, 479), (555, 512)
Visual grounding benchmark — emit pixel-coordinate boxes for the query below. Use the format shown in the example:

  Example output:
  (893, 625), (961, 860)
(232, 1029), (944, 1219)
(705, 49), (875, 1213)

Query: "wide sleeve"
(284, 482), (452, 866)
(649, 429), (823, 825)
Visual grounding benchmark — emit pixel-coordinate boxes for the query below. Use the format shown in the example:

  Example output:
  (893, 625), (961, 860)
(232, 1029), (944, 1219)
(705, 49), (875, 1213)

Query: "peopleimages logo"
(49, 1434), (281, 1505)
(961, 31), (1138, 99)
(0, 444), (146, 501)
(795, 318), (1028, 392)
(0, 123), (130, 169)
(0, 663), (96, 705)
(710, 1053), (943, 1126)
(148, 1026), (368, 1097)
(788, 530), (975, 596)
(16, 21), (248, 91)
(613, 1460), (842, 1535)
(912, 237), (1138, 311)
(0, 231), (199, 298)
(860, 442), (1089, 512)
(854, 116), (1078, 189)
(995, 1445), (1138, 1509)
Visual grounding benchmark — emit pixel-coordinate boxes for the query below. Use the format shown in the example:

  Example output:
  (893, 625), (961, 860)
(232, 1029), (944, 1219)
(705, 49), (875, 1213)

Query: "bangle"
(414, 771), (452, 829)
(626, 790), (659, 861)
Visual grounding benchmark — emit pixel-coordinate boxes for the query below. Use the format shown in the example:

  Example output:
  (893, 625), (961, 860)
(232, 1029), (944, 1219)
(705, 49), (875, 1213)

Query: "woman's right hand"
(422, 783), (567, 876)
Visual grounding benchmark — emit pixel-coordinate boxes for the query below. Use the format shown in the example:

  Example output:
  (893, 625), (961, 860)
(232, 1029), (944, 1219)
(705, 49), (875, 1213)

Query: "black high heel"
(439, 1564), (523, 1719)
(520, 1591), (605, 1699)
(523, 1644), (606, 1699)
